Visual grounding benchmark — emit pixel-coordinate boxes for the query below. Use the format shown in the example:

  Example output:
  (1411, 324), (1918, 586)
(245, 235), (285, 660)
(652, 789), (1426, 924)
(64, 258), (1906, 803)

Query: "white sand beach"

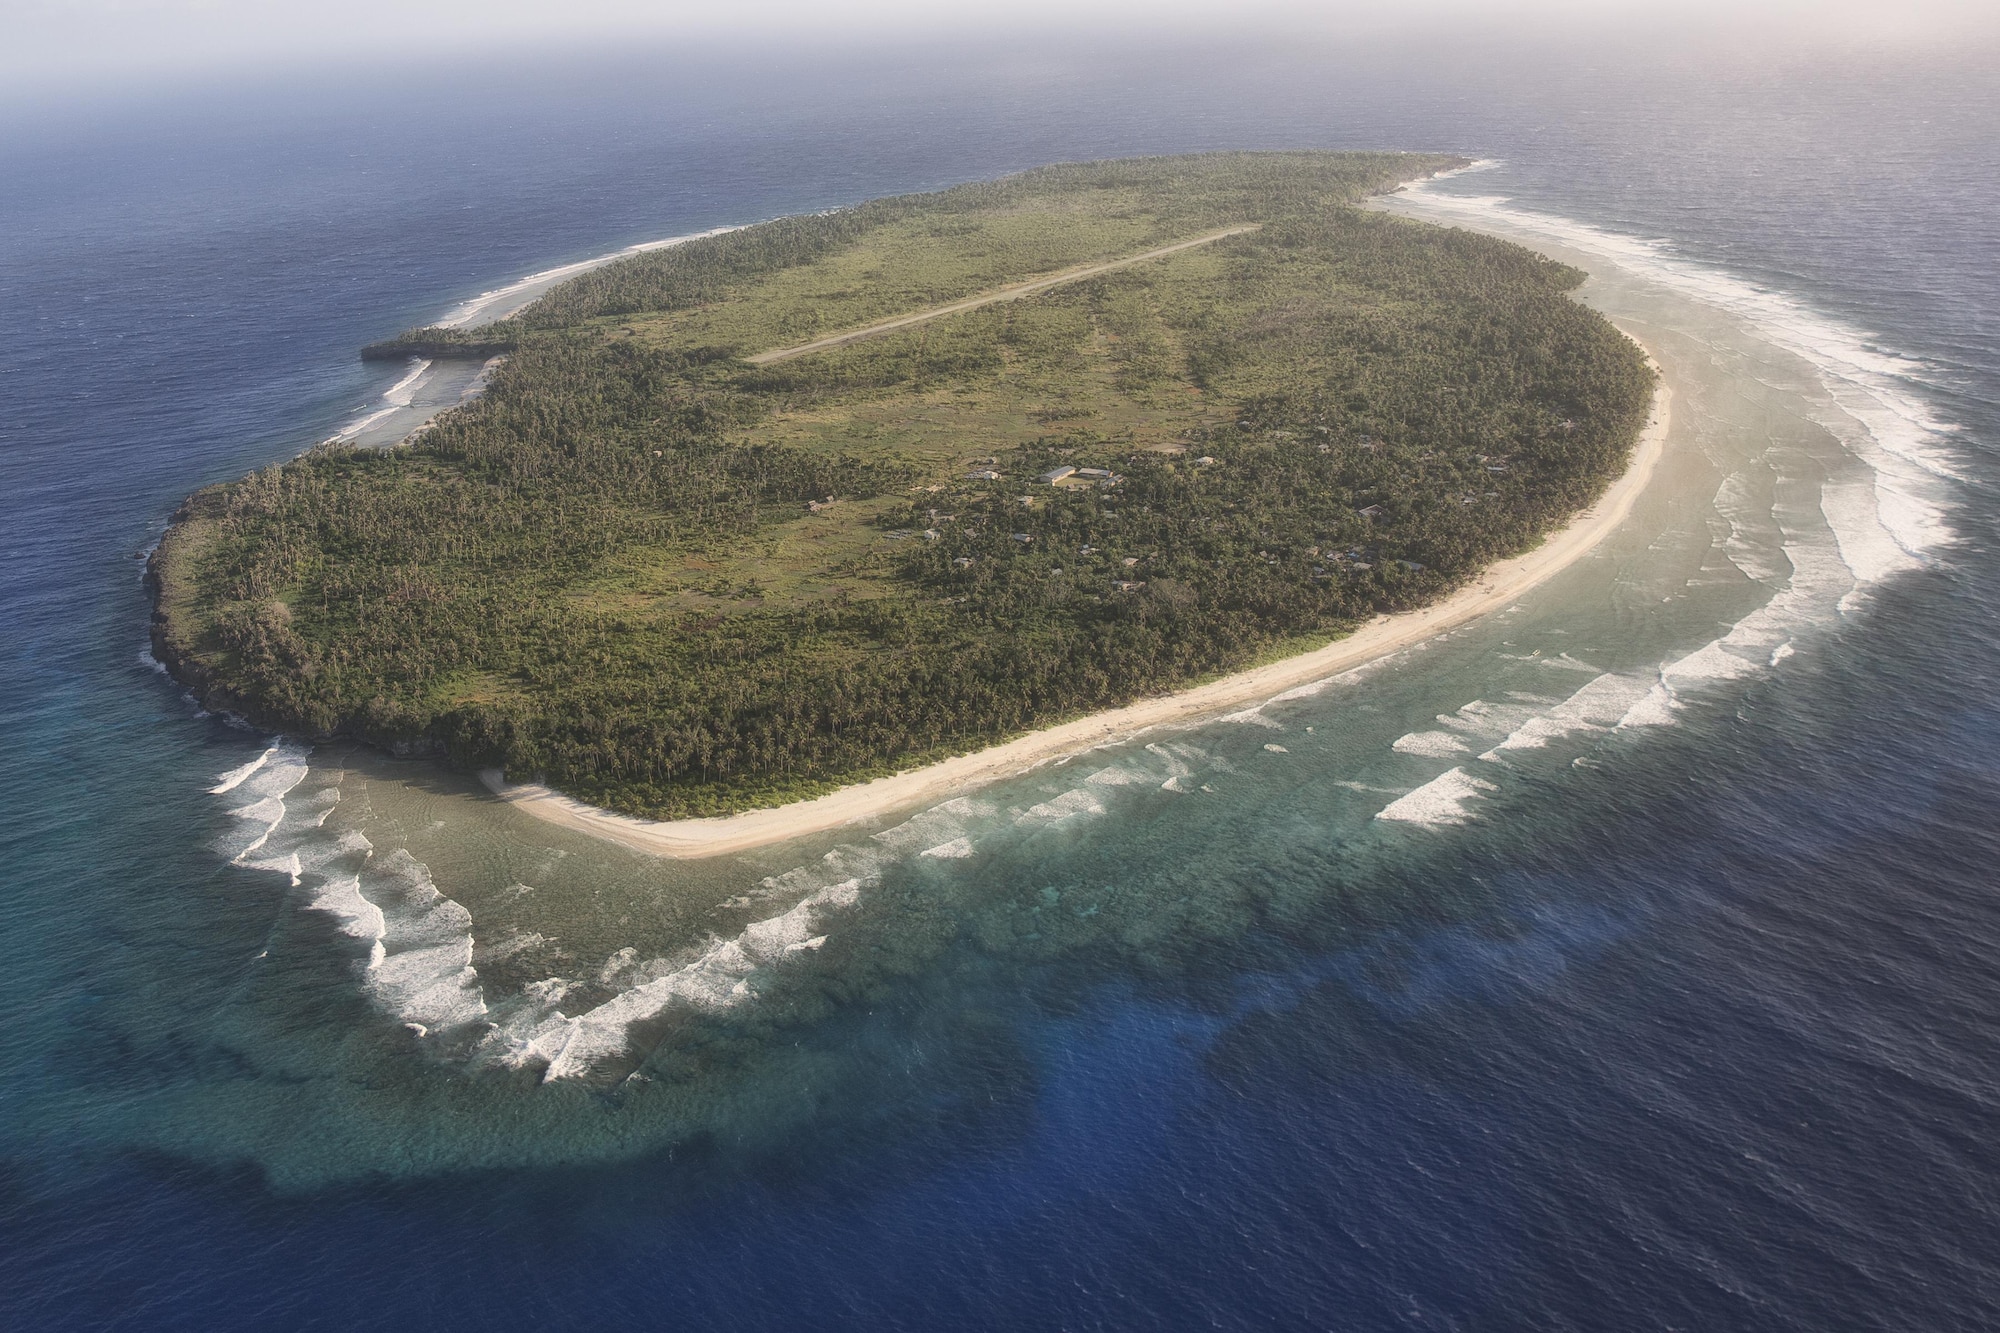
(484, 335), (1672, 859)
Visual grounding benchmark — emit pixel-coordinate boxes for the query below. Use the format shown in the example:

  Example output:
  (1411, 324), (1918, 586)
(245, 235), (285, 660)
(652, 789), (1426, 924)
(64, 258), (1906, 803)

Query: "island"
(149, 151), (1657, 828)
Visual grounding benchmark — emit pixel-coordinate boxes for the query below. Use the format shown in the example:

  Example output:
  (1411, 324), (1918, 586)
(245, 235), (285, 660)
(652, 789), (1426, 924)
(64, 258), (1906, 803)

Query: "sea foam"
(482, 751), (1171, 1082)
(1481, 672), (1657, 758)
(1397, 179), (1957, 572)
(1017, 788), (1107, 826)
(495, 876), (865, 1083)
(357, 849), (487, 1034)
(207, 746), (489, 1036)
(214, 741), (313, 873)
(1365, 177), (1953, 796)
(1376, 767), (1499, 825)
(485, 823), (908, 1080)
(436, 225), (744, 328)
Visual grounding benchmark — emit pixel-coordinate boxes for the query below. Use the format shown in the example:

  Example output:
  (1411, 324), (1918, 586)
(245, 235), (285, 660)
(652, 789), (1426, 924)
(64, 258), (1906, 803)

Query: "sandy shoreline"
(485, 334), (1672, 859)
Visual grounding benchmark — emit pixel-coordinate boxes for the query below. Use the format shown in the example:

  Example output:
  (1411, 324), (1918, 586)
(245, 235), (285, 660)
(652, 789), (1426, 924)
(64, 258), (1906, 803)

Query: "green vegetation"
(150, 151), (1654, 817)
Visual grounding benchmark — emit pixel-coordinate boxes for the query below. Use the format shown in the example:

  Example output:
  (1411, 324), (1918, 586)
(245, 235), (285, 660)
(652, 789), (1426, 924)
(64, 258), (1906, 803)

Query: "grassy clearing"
(602, 195), (1172, 355)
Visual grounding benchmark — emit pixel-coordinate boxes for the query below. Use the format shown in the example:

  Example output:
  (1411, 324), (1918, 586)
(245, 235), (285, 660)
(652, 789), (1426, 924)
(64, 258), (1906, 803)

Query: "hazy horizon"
(8, 0), (1997, 104)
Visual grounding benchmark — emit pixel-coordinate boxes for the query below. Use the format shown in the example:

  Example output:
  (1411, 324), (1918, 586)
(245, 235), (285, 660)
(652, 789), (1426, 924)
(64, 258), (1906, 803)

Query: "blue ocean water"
(3, 33), (1998, 1330)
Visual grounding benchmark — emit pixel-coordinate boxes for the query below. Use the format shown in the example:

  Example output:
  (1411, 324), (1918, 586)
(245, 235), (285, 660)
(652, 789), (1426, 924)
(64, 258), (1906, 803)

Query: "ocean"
(2, 32), (1997, 1330)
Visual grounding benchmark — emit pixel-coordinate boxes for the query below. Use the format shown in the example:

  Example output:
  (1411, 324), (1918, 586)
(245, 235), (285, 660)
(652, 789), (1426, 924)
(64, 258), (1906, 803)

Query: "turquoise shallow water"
(3, 34), (1998, 1330)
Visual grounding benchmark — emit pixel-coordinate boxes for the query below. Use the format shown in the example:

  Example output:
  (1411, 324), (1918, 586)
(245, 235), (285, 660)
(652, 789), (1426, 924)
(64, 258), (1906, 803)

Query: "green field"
(150, 151), (1655, 817)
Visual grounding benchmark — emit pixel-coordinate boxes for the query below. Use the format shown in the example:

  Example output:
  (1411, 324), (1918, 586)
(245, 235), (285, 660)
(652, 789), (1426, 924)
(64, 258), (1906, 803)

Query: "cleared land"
(743, 224), (1260, 365)
(151, 151), (1656, 819)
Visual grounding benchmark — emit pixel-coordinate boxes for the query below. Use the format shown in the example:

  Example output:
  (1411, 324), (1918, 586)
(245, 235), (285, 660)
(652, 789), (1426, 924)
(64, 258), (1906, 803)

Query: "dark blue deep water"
(4, 34), (1998, 1330)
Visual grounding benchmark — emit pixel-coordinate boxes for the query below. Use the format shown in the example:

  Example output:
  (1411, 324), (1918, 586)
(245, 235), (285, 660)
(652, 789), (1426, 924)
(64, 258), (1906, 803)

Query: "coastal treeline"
(152, 152), (1652, 817)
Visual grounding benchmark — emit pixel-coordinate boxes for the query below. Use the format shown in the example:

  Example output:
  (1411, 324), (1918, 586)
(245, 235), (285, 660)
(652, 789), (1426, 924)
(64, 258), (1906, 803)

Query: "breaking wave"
(437, 225), (745, 328)
(1399, 175), (1957, 570)
(476, 747), (1263, 1083)
(1348, 178), (1961, 829)
(327, 358), (433, 443)
(207, 746), (486, 1037)
(1374, 475), (1873, 827)
(484, 859), (874, 1083)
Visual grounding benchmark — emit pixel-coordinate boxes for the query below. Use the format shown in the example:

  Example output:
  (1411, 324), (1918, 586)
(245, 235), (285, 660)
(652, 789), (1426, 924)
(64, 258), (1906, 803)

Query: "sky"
(6, 0), (1996, 99)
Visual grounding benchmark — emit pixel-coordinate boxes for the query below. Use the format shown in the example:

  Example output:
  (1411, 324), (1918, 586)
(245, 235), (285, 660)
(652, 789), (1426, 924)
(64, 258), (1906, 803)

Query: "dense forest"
(151, 151), (1654, 817)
